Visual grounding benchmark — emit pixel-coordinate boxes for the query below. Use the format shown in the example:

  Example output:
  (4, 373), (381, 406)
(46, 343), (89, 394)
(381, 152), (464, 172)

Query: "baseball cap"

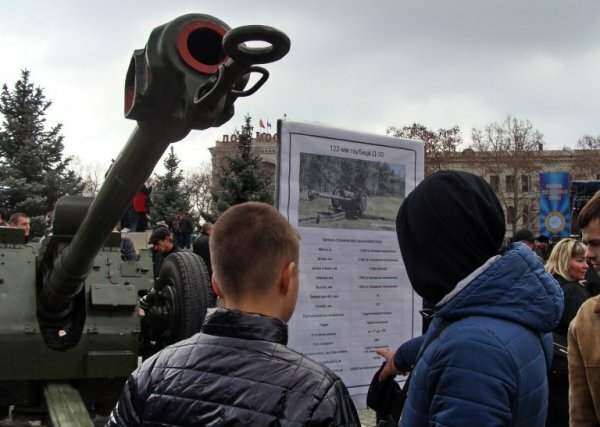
(537, 234), (550, 243)
(512, 229), (535, 243)
(148, 227), (170, 244)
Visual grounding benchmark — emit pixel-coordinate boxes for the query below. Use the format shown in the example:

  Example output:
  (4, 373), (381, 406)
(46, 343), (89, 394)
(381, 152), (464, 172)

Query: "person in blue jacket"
(377, 171), (563, 427)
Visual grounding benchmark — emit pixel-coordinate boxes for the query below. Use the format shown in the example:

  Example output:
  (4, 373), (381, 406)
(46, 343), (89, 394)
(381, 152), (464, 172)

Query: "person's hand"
(375, 348), (401, 381)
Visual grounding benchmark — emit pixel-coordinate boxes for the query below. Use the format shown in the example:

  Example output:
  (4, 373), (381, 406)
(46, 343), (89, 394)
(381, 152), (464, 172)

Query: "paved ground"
(1, 407), (378, 426)
(358, 408), (377, 426)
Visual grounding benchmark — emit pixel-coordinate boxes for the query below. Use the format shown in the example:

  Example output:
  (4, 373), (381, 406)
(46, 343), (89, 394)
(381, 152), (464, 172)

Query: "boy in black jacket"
(108, 202), (360, 426)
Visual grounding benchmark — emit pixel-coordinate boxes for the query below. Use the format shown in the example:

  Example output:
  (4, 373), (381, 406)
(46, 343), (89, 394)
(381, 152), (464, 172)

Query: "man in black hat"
(512, 228), (537, 251)
(536, 234), (551, 262)
(148, 227), (179, 278)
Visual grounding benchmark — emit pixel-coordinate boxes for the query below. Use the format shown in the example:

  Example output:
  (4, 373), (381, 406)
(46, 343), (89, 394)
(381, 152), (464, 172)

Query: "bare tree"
(470, 116), (543, 234)
(387, 123), (461, 176)
(70, 157), (105, 197)
(572, 135), (600, 180)
(183, 163), (213, 219)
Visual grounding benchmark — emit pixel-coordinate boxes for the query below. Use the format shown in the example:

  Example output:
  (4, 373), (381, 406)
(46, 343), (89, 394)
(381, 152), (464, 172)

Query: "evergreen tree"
(209, 114), (273, 220)
(0, 69), (83, 219)
(151, 146), (191, 226)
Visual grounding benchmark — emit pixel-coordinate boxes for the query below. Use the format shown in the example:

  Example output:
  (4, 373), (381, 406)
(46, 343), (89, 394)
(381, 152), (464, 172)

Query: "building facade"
(442, 147), (600, 239)
(210, 131), (600, 239)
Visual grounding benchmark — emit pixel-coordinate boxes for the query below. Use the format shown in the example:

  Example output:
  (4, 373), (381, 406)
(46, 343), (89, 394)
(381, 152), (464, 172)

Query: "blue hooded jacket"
(398, 243), (563, 427)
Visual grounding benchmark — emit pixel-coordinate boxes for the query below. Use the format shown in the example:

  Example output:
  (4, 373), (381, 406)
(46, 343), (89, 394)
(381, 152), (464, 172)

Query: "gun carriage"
(308, 187), (367, 222)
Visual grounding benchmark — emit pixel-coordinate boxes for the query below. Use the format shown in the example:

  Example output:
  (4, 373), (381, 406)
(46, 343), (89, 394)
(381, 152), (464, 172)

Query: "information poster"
(277, 120), (424, 397)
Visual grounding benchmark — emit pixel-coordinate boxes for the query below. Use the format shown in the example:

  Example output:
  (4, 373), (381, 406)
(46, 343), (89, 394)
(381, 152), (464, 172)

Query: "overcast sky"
(1, 1), (599, 175)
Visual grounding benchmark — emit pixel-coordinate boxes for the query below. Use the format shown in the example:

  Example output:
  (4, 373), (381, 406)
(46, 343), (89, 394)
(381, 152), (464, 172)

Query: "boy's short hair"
(578, 190), (600, 230)
(210, 202), (299, 299)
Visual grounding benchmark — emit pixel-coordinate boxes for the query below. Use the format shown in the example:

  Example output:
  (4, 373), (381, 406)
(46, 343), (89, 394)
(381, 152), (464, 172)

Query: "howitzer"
(308, 187), (367, 220)
(0, 13), (289, 425)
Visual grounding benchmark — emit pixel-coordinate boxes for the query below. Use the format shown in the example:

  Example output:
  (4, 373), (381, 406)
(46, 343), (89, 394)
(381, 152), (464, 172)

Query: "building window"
(490, 175), (499, 192)
(522, 175), (530, 192)
(505, 175), (515, 192)
(507, 206), (516, 224)
(522, 205), (530, 227)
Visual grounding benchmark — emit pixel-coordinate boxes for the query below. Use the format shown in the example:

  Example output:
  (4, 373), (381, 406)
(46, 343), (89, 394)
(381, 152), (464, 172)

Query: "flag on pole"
(259, 119), (265, 129)
(267, 119), (271, 129)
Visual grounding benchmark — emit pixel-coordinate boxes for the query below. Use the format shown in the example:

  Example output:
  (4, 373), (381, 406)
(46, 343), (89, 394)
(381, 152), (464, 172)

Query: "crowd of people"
(4, 170), (600, 426)
(105, 171), (600, 426)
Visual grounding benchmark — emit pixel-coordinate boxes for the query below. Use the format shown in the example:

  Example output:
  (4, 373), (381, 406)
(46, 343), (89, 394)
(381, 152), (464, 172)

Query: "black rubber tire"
(357, 190), (368, 214)
(159, 252), (214, 343)
(331, 188), (344, 209)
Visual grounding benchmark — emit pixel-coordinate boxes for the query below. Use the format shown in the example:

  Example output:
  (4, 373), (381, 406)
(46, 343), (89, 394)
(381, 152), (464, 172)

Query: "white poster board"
(276, 120), (424, 401)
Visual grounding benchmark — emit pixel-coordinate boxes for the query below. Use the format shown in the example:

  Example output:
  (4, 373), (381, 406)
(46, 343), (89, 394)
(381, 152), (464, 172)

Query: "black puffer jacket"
(108, 309), (360, 426)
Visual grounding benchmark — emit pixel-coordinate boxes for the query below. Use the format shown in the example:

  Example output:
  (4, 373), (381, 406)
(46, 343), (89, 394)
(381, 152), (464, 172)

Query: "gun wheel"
(357, 190), (367, 214)
(159, 251), (215, 343)
(331, 188), (344, 209)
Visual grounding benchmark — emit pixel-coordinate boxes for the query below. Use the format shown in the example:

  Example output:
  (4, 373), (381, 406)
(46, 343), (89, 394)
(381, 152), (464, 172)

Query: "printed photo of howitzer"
(298, 153), (405, 231)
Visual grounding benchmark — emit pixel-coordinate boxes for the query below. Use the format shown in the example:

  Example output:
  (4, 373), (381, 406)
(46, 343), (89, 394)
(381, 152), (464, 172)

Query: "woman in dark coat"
(545, 238), (591, 427)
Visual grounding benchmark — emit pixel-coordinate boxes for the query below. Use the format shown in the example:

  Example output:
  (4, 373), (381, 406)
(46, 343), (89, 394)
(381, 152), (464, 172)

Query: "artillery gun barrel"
(308, 190), (356, 201)
(41, 126), (171, 314)
(325, 192), (356, 201)
(40, 13), (290, 318)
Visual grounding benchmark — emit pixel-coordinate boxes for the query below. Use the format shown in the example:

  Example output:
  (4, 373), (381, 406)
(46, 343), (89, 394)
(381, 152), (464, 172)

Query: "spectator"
(132, 184), (152, 232)
(108, 202), (360, 426)
(545, 238), (591, 427)
(171, 211), (182, 248)
(537, 234), (551, 262)
(376, 171), (563, 427)
(568, 190), (600, 426)
(148, 226), (179, 278)
(512, 228), (537, 250)
(121, 235), (138, 261)
(193, 222), (213, 276)
(178, 210), (194, 249)
(0, 207), (8, 226)
(120, 201), (137, 232)
(546, 239), (591, 335)
(9, 212), (31, 243)
(114, 223), (138, 261)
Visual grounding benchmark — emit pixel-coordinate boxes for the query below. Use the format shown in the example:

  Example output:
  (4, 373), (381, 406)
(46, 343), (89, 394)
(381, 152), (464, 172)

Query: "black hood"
(396, 170), (505, 304)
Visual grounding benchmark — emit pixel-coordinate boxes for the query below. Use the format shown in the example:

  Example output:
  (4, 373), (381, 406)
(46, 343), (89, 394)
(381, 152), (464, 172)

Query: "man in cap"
(148, 226), (179, 278)
(148, 227), (178, 254)
(377, 171), (562, 426)
(536, 234), (551, 262)
(512, 228), (537, 251)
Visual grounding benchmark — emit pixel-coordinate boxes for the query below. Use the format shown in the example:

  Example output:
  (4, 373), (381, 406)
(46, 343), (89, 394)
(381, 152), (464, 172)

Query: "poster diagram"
(277, 120), (424, 396)
(298, 153), (405, 231)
